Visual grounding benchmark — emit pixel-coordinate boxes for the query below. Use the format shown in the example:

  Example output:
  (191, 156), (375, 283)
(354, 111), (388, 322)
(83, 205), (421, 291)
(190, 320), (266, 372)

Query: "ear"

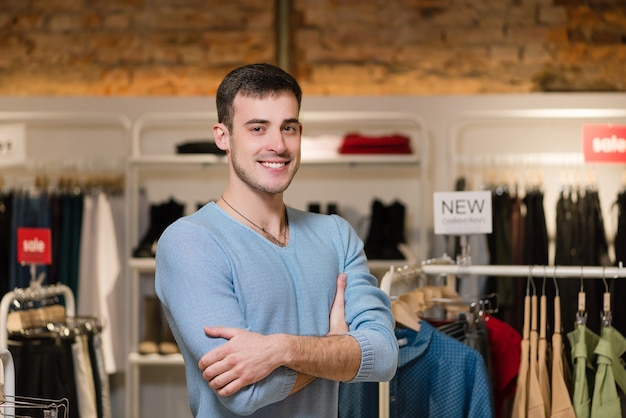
(213, 123), (230, 151)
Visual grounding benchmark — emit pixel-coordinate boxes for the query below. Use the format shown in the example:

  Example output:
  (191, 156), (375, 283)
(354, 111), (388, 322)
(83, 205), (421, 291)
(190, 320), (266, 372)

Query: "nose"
(266, 127), (287, 154)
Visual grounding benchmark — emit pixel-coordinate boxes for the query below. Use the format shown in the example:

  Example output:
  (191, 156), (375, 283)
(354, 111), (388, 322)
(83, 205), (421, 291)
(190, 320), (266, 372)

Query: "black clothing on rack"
(611, 189), (626, 339)
(9, 335), (79, 418)
(0, 191), (13, 297)
(554, 188), (611, 335)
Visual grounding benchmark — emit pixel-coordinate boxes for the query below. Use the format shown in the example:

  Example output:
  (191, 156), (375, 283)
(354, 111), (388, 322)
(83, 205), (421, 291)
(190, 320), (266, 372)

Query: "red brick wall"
(0, 0), (625, 95)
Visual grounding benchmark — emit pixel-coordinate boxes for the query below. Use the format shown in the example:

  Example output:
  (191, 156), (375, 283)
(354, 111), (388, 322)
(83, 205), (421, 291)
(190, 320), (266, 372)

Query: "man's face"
(226, 92), (302, 195)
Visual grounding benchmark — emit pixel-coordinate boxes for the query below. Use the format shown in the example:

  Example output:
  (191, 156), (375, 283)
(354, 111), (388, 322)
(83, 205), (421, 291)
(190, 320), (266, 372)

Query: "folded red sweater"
(339, 133), (412, 154)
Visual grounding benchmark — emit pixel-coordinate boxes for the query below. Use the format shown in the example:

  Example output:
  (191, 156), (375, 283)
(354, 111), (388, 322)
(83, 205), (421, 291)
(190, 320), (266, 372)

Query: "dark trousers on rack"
(9, 336), (79, 418)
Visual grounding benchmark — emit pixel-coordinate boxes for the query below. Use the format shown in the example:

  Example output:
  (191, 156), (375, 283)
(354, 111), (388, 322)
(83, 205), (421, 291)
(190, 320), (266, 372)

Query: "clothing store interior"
(2, 2), (626, 418)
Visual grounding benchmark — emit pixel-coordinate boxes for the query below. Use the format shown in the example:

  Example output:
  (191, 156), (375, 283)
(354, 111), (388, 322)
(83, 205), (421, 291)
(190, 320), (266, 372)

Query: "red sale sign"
(582, 124), (626, 163)
(17, 227), (52, 265)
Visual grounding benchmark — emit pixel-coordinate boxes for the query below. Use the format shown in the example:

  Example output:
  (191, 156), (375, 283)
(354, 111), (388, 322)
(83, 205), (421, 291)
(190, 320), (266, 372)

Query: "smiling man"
(155, 63), (398, 417)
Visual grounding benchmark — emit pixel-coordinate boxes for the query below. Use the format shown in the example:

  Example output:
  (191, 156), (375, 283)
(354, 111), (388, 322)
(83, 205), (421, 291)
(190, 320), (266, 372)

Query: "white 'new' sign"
(433, 190), (493, 235)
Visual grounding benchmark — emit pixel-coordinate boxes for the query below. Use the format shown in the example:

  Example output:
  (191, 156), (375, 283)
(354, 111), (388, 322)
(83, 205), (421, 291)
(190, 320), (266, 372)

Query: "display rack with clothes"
(454, 171), (620, 339)
(420, 262), (626, 418)
(1, 170), (124, 297)
(0, 275), (111, 418)
(1, 170), (126, 376)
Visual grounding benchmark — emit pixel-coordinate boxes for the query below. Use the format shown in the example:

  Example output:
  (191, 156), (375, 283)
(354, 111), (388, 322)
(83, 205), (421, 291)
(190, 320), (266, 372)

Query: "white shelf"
(129, 153), (419, 166)
(129, 352), (184, 366)
(129, 257), (157, 272)
(130, 154), (227, 165)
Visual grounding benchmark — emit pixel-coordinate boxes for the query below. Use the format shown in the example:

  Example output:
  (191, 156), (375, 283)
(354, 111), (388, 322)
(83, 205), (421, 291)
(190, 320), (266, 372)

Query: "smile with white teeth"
(261, 161), (287, 168)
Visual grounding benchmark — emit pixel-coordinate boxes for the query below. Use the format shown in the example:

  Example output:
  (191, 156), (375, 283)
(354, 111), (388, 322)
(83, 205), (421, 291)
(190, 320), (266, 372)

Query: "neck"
(219, 195), (288, 246)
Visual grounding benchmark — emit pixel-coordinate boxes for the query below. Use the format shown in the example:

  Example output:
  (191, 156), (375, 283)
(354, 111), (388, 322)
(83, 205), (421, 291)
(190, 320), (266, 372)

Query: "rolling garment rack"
(0, 269), (75, 417)
(377, 255), (626, 418)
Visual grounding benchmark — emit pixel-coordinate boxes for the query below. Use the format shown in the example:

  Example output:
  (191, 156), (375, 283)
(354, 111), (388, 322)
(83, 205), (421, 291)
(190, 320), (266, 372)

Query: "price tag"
(17, 227), (52, 265)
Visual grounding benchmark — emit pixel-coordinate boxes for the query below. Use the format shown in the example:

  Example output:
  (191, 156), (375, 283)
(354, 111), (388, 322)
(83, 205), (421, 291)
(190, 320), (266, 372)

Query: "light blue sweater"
(155, 202), (398, 417)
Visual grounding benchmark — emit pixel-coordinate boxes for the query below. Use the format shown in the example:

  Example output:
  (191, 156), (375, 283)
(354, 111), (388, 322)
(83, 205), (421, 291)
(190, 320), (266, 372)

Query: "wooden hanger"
(399, 289), (425, 314)
(391, 299), (421, 332)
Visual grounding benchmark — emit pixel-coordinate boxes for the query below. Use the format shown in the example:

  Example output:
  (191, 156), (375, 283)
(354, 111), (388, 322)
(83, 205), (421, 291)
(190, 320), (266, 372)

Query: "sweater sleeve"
(155, 218), (297, 415)
(331, 215), (399, 382)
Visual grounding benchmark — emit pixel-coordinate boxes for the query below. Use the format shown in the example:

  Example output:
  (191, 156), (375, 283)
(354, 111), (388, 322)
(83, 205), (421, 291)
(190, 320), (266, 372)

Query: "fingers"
(329, 273), (349, 334)
(198, 326), (236, 372)
(198, 339), (243, 397)
(204, 325), (239, 340)
(202, 360), (246, 397)
(332, 273), (347, 312)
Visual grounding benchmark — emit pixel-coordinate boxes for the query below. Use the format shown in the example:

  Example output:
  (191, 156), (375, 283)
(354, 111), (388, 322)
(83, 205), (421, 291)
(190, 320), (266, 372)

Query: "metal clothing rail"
(420, 263), (626, 279)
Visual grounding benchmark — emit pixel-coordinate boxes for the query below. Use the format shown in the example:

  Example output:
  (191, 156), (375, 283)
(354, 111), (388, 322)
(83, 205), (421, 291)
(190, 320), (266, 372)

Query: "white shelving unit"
(125, 110), (426, 417)
(447, 108), (626, 262)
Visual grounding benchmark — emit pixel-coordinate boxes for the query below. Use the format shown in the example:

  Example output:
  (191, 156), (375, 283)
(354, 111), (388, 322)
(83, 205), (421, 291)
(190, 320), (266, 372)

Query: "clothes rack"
(377, 260), (625, 418)
(0, 282), (76, 350)
(0, 276), (75, 417)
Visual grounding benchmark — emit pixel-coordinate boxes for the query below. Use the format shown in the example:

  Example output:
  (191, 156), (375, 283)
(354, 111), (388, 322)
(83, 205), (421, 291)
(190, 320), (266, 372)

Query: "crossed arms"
(198, 273), (360, 397)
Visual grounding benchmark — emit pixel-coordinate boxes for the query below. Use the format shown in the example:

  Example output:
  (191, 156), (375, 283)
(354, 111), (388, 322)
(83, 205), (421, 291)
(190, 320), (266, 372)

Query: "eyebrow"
(244, 118), (300, 125)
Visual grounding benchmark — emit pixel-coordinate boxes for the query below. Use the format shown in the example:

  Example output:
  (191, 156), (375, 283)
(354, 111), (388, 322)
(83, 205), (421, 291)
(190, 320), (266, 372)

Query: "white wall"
(1, 93), (625, 417)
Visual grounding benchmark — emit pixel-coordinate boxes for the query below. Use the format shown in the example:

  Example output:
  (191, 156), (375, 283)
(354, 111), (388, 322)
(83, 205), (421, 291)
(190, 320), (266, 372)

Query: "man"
(155, 63), (398, 417)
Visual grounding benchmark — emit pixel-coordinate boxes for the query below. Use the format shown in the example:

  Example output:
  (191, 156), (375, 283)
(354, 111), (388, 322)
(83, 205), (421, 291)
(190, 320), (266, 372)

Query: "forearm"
(290, 372), (316, 395)
(280, 334), (361, 382)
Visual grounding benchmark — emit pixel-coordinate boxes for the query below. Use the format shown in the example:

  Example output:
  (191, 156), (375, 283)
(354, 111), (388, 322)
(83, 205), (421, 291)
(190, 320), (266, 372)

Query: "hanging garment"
(484, 314), (522, 418)
(522, 189), (549, 266)
(73, 334), (98, 418)
(78, 192), (120, 374)
(555, 190), (609, 334)
(339, 322), (494, 418)
(612, 190), (626, 336)
(0, 191), (13, 296)
(601, 326), (626, 402)
(590, 336), (621, 417)
(512, 293), (531, 418)
(512, 290), (546, 418)
(567, 324), (600, 418)
(528, 294), (546, 418)
(538, 293), (551, 417)
(59, 192), (84, 297)
(9, 335), (80, 418)
(9, 191), (52, 289)
(550, 295), (576, 418)
(510, 193), (525, 265)
(615, 190), (626, 264)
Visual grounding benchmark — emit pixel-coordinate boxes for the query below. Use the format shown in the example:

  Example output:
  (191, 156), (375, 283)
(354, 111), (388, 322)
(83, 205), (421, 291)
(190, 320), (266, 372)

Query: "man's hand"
(199, 327), (286, 397)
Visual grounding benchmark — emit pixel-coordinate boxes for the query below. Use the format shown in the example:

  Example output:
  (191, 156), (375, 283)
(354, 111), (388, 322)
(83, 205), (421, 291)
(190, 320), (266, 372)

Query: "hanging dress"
(550, 294), (576, 418)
